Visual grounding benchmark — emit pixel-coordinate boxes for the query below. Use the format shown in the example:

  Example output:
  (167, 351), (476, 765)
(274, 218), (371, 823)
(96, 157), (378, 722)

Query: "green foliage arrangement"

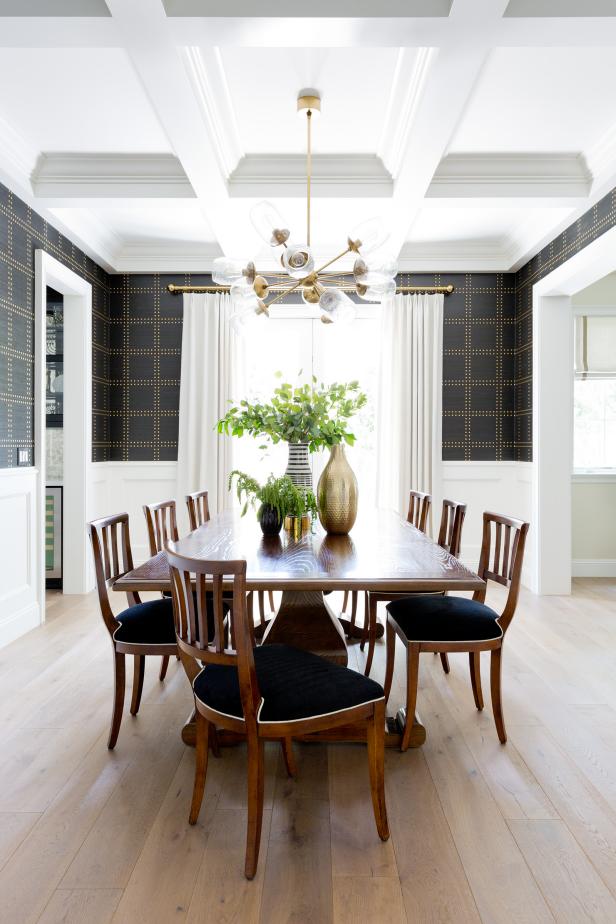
(218, 376), (368, 452)
(228, 471), (318, 523)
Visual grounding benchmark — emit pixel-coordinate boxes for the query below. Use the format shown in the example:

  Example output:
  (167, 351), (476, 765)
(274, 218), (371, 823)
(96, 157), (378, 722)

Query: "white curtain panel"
(376, 292), (444, 531)
(176, 293), (244, 517)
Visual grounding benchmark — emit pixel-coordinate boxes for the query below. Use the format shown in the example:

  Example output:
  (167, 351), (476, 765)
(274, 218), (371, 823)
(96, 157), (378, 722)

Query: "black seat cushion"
(193, 643), (384, 723)
(114, 596), (228, 646)
(386, 595), (502, 643)
(114, 598), (177, 645)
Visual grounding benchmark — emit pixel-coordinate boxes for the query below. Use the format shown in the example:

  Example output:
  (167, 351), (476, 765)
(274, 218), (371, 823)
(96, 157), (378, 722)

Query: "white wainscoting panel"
(91, 461), (180, 563)
(441, 461), (533, 587)
(0, 467), (40, 648)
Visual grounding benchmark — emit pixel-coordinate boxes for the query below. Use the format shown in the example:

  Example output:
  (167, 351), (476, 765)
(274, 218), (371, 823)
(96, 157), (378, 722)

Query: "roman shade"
(574, 315), (616, 379)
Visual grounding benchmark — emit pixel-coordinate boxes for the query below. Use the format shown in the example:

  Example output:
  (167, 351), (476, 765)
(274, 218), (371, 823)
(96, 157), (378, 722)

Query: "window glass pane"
(574, 377), (616, 470)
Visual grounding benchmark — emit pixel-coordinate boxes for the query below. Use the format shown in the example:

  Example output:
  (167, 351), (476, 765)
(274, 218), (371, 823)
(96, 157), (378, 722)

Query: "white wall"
(91, 461), (184, 564)
(0, 468), (40, 647)
(441, 461), (533, 585)
(572, 477), (616, 576)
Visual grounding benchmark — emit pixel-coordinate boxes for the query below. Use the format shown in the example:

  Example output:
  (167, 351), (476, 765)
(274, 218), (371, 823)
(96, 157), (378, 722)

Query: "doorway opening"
(35, 250), (92, 621)
(532, 224), (616, 594)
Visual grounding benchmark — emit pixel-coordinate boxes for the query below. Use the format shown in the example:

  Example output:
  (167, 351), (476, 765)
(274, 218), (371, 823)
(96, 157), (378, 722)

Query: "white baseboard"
(572, 559), (616, 578)
(0, 601), (40, 648)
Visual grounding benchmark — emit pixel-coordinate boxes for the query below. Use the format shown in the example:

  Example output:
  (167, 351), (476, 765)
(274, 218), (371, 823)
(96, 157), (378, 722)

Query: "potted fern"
(228, 471), (317, 538)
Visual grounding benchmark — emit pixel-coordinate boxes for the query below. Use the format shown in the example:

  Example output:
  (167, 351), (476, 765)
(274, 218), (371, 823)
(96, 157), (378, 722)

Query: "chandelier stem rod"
(306, 109), (312, 247)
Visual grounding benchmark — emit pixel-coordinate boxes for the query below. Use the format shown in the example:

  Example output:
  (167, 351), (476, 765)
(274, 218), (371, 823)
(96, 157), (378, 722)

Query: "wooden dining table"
(113, 509), (484, 749)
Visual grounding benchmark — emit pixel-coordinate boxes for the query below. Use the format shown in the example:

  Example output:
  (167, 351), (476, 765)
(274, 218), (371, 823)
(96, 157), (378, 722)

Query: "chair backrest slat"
(144, 500), (179, 556)
(437, 499), (466, 558)
(166, 549), (261, 726)
(475, 511), (529, 633)
(186, 490), (210, 532)
(88, 513), (139, 636)
(407, 490), (431, 533)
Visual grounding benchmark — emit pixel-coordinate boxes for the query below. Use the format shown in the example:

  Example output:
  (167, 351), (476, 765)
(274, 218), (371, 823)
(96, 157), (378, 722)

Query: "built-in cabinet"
(46, 288), (63, 588)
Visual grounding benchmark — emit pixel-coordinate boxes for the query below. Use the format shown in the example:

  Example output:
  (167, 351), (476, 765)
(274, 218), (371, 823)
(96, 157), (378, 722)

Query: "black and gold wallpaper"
(5, 176), (616, 468)
(0, 182), (111, 468)
(107, 270), (516, 462)
(514, 186), (616, 462)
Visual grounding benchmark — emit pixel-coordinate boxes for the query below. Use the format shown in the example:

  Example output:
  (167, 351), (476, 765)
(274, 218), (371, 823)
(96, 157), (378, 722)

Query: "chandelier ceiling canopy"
(212, 89), (398, 329)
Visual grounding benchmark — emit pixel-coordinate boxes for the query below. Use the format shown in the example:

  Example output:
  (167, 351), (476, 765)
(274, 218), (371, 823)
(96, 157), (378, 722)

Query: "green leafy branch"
(218, 376), (368, 452)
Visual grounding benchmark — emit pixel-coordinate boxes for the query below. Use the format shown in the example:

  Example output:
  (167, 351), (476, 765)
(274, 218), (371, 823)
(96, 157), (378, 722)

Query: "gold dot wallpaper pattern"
(0, 183), (110, 468)
(513, 186), (616, 462)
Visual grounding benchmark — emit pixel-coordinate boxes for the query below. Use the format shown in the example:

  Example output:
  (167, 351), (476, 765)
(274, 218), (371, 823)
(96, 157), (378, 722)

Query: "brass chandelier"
(212, 90), (398, 328)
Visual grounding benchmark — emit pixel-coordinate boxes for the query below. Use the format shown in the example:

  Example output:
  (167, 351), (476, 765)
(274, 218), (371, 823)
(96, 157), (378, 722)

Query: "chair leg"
(469, 651), (484, 710)
(130, 654), (145, 716)
(364, 594), (378, 677)
(400, 644), (420, 753)
(281, 737), (297, 778)
(383, 618), (396, 703)
(108, 650), (126, 750)
(268, 590), (275, 612)
(440, 653), (450, 674)
(189, 711), (210, 824)
(360, 595), (370, 651)
(366, 700), (389, 841)
(210, 725), (221, 758)
(159, 655), (170, 681)
(258, 591), (265, 625)
(245, 736), (265, 880)
(350, 591), (358, 627)
(490, 647), (507, 743)
(342, 590), (349, 613)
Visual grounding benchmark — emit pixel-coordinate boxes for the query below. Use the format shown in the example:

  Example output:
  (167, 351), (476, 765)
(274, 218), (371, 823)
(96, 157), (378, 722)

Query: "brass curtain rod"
(167, 283), (455, 295)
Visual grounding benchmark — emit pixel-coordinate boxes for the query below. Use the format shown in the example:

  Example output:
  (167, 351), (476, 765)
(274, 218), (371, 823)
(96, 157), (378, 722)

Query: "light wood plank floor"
(1, 579), (616, 923)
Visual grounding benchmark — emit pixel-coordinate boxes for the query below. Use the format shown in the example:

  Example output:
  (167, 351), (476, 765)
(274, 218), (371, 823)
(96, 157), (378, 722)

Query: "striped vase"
(285, 442), (312, 489)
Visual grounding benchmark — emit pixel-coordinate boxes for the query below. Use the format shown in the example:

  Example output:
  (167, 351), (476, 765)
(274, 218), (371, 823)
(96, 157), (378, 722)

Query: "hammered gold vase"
(317, 444), (358, 535)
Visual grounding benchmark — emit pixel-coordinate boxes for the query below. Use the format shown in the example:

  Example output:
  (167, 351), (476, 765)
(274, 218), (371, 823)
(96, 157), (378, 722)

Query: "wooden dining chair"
(341, 489), (433, 642)
(384, 511), (529, 750)
(166, 547), (390, 880)
(185, 488), (275, 628)
(88, 513), (178, 749)
(143, 499), (180, 681)
(186, 489), (210, 531)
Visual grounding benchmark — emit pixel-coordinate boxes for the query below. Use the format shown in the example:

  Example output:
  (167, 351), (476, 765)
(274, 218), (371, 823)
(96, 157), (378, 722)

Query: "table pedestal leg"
(260, 590), (348, 665)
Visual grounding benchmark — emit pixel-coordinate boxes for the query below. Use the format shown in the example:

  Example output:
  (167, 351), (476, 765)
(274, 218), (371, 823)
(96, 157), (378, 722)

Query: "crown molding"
(586, 121), (616, 186)
(398, 239), (516, 272)
(111, 241), (222, 273)
(378, 47), (434, 179)
(228, 152), (392, 198)
(0, 114), (37, 189)
(427, 152), (591, 199)
(182, 46), (243, 178)
(31, 153), (196, 199)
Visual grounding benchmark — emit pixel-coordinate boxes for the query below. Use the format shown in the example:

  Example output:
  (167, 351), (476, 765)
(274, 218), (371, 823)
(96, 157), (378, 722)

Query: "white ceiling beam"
(32, 153), (196, 200)
(168, 15), (616, 48)
(228, 153), (392, 198)
(1, 13), (616, 48)
(387, 0), (512, 255)
(426, 153), (591, 200)
(104, 0), (236, 255)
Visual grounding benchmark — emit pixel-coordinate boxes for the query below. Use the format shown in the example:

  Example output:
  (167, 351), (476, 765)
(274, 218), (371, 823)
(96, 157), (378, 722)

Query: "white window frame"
(572, 304), (616, 481)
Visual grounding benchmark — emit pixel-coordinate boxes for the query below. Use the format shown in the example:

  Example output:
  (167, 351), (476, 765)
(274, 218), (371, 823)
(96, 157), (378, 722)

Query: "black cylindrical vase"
(259, 504), (283, 536)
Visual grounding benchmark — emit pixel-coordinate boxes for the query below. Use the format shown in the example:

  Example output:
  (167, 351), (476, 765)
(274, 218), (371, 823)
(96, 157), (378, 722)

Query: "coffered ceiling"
(1, 0), (616, 273)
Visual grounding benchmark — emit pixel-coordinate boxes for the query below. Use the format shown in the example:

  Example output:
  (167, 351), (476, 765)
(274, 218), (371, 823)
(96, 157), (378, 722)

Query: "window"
(574, 379), (616, 470)
(573, 313), (616, 472)
(231, 305), (381, 507)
